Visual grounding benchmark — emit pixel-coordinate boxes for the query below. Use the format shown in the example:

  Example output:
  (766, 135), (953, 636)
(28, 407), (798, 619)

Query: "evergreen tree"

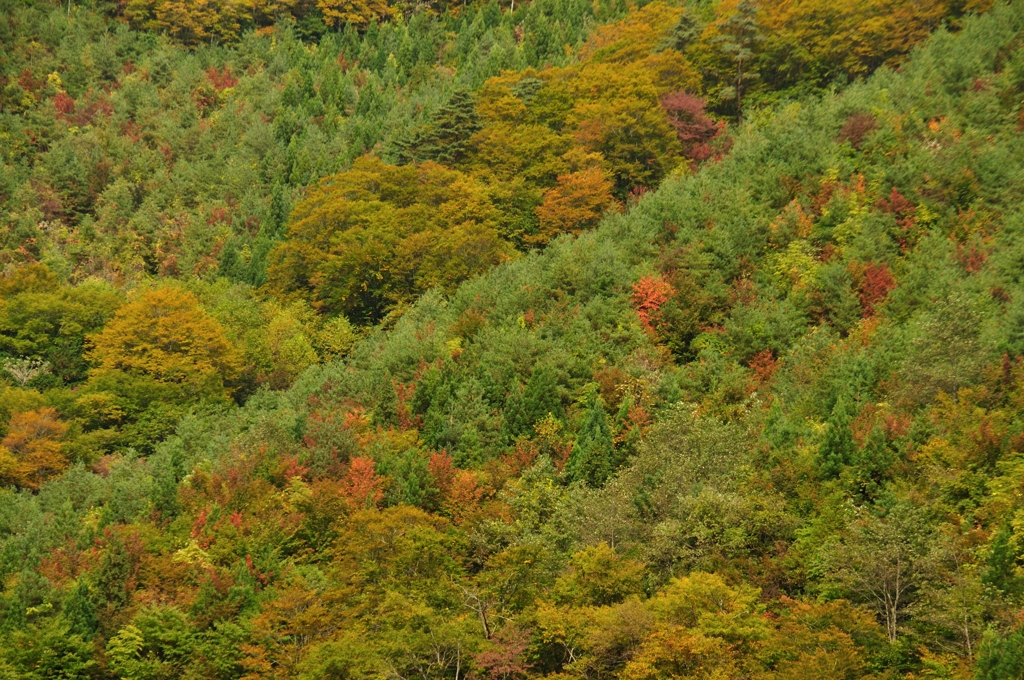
(523, 365), (564, 424)
(394, 90), (482, 165)
(565, 387), (614, 487)
(661, 10), (703, 53)
(819, 392), (857, 479)
(502, 382), (531, 441)
(715, 0), (762, 124)
(976, 626), (1024, 680)
(983, 524), (1023, 597)
(63, 581), (99, 638)
(849, 424), (894, 501)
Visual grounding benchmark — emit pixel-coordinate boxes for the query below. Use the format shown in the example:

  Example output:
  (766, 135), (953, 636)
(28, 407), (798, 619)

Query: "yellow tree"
(266, 157), (512, 324)
(87, 287), (241, 402)
(317, 0), (393, 28)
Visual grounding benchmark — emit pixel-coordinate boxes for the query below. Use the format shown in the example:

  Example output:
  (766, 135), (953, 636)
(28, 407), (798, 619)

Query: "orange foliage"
(339, 457), (385, 511)
(532, 167), (617, 245)
(749, 349), (779, 384)
(632, 275), (676, 331)
(428, 450), (456, 497)
(0, 407), (68, 490)
(443, 470), (484, 523)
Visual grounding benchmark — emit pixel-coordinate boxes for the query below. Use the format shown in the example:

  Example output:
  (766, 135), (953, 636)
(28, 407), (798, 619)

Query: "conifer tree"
(715, 0), (762, 124)
(394, 90), (482, 165)
(63, 581), (99, 638)
(523, 365), (564, 424)
(819, 392), (856, 479)
(565, 387), (614, 487)
(983, 524), (1023, 597)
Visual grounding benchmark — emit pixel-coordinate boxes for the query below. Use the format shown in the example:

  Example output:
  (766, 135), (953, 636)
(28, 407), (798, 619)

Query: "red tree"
(661, 91), (725, 164)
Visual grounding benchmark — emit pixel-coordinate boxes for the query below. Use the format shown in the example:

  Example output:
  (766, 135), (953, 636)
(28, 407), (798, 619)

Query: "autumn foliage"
(631, 275), (676, 331)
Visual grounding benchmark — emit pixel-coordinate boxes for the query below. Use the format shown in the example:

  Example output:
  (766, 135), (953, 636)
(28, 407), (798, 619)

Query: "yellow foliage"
(0, 407), (68, 490)
(87, 287), (242, 397)
(317, 0), (393, 28)
(266, 156), (513, 323)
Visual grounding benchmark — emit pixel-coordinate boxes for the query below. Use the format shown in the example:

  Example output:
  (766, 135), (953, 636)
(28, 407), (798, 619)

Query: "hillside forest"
(5, 0), (1024, 677)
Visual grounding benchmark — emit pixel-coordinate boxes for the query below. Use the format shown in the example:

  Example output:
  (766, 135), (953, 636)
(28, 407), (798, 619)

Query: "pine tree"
(819, 392), (856, 479)
(849, 424), (893, 501)
(565, 388), (614, 487)
(394, 90), (482, 165)
(661, 10), (703, 53)
(523, 365), (564, 424)
(246, 183), (290, 287)
(63, 581), (99, 638)
(502, 382), (531, 441)
(983, 524), (1023, 597)
(715, 0), (762, 124)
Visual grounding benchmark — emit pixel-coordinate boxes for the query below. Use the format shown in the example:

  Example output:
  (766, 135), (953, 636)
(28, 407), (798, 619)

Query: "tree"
(819, 392), (857, 479)
(266, 157), (511, 324)
(553, 543), (644, 607)
(565, 388), (615, 487)
(394, 91), (483, 166)
(0, 407), (68, 490)
(317, 0), (393, 28)
(660, 92), (723, 164)
(713, 0), (763, 124)
(86, 287), (241, 402)
(976, 624), (1024, 680)
(825, 505), (933, 642)
(532, 167), (617, 246)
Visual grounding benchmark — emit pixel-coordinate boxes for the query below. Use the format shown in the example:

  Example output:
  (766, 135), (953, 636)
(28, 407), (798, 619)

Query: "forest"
(3, 0), (1024, 677)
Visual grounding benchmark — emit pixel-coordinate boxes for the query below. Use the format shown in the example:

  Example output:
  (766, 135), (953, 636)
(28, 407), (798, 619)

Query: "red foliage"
(17, 69), (43, 93)
(884, 413), (911, 439)
(811, 178), (838, 215)
(281, 455), (310, 480)
(875, 188), (917, 250)
(427, 450), (456, 497)
(393, 380), (422, 430)
(207, 66), (238, 91)
(748, 349), (779, 383)
(53, 91), (76, 118)
(858, 262), (896, 317)
(191, 507), (210, 539)
(339, 457), (384, 510)
(474, 625), (533, 680)
(501, 439), (539, 478)
(63, 91), (113, 127)
(207, 206), (230, 225)
(955, 243), (988, 273)
(246, 554), (272, 586)
(39, 538), (95, 586)
(661, 91), (725, 164)
(631, 275), (675, 331)
(837, 112), (878, 149)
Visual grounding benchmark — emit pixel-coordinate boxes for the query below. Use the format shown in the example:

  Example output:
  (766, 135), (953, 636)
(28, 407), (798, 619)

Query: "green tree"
(713, 0), (763, 123)
(565, 387), (615, 487)
(394, 91), (483, 166)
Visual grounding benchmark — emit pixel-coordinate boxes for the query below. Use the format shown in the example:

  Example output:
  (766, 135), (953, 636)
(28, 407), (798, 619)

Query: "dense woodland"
(4, 0), (1024, 677)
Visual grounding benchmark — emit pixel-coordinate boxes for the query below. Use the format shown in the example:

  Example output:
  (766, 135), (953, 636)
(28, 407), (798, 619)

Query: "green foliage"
(564, 387), (615, 487)
(1, 0), (1023, 677)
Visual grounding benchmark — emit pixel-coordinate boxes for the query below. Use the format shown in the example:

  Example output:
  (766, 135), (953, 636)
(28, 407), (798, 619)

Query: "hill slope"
(4, 2), (1024, 677)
